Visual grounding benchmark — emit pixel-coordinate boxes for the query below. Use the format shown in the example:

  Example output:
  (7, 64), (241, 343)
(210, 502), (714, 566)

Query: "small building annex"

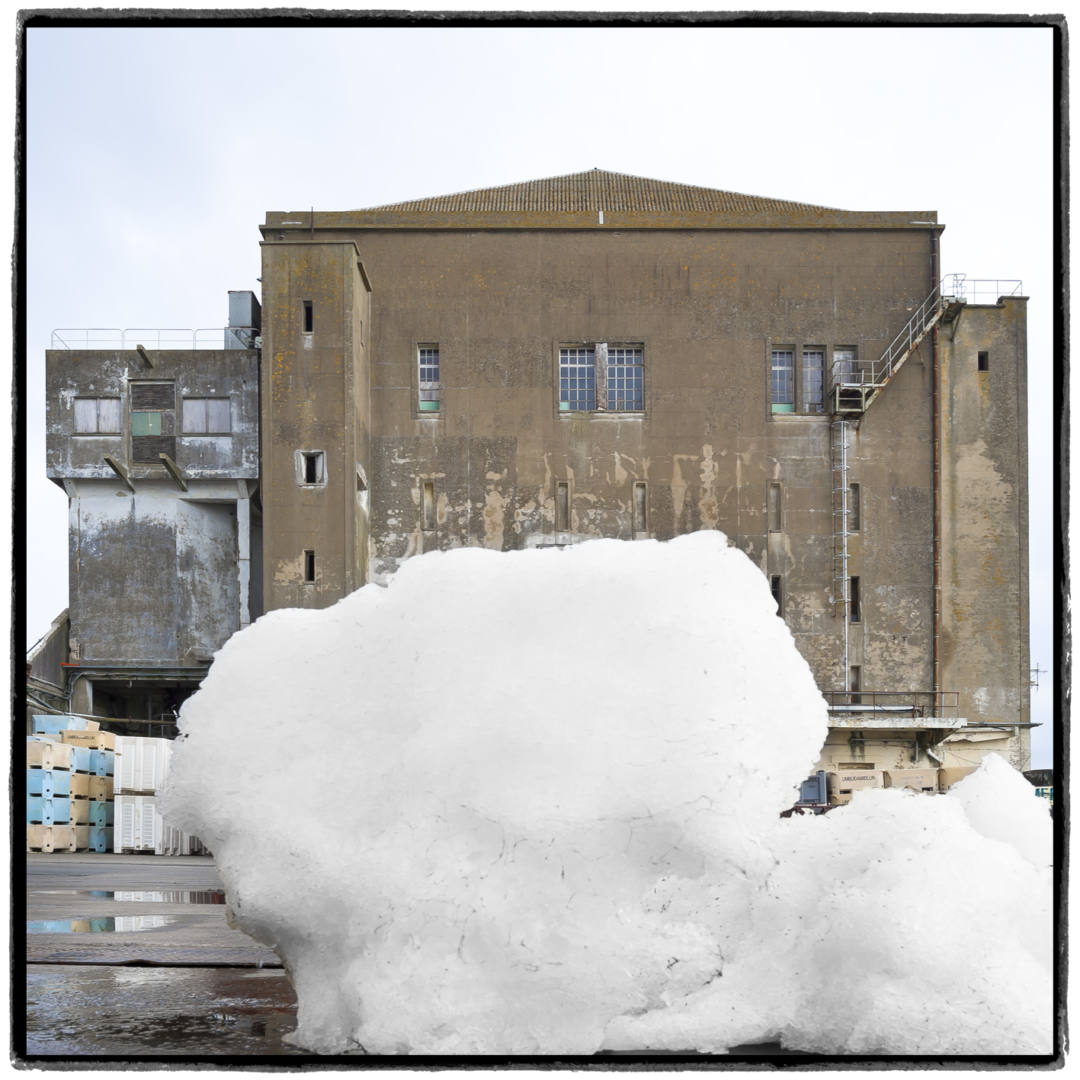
(34, 169), (1032, 776)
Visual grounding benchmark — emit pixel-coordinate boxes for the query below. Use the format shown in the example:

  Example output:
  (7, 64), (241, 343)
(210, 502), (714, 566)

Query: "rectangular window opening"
(418, 345), (441, 413)
(977, 350), (989, 372)
(802, 348), (825, 413)
(73, 397), (121, 434)
(182, 398), (231, 434)
(607, 346), (644, 412)
(849, 482), (861, 531)
(850, 576), (861, 623)
(304, 550), (316, 583)
(422, 481), (436, 531)
(768, 482), (782, 532)
(303, 301), (313, 333)
(770, 574), (782, 615)
(850, 664), (862, 706)
(559, 346), (597, 412)
(300, 451), (324, 485)
(771, 348), (794, 413)
(633, 481), (647, 532)
(556, 481), (569, 531)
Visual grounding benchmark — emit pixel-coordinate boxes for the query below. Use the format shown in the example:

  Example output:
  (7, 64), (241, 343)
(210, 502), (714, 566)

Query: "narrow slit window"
(304, 550), (316, 583)
(849, 482), (861, 531)
(633, 481), (648, 532)
(770, 574), (782, 615)
(556, 481), (569, 531)
(850, 576), (861, 623)
(850, 665), (862, 706)
(802, 349), (825, 413)
(977, 350), (989, 372)
(768, 482), (782, 532)
(303, 301), (313, 333)
(418, 345), (441, 413)
(422, 481), (436, 530)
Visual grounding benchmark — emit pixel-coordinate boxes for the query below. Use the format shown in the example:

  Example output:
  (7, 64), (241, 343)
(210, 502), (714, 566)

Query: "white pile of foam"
(162, 532), (1051, 1056)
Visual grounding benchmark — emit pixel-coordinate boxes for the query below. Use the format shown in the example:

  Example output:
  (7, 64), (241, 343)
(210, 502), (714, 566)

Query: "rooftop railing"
(823, 690), (960, 719)
(940, 275), (1024, 304)
(50, 328), (259, 350)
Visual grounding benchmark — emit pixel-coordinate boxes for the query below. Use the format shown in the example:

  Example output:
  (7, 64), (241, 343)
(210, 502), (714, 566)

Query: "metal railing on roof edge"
(50, 328), (259, 350)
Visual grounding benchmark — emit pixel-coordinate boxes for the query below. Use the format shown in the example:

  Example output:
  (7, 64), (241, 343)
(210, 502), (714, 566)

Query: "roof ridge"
(359, 169), (842, 215)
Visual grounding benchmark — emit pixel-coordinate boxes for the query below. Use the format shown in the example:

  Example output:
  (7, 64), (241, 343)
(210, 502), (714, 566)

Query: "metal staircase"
(830, 284), (953, 417)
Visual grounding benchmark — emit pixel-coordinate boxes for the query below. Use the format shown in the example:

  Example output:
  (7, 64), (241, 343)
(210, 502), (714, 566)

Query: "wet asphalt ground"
(23, 853), (303, 1059)
(22, 854), (810, 1064)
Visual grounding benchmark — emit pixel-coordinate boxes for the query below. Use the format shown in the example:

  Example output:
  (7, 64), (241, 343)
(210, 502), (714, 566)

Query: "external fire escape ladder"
(830, 418), (854, 691)
(830, 285), (955, 417)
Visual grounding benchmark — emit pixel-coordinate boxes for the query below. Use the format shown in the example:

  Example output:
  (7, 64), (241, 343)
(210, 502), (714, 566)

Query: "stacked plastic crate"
(115, 736), (205, 854)
(28, 716), (115, 853)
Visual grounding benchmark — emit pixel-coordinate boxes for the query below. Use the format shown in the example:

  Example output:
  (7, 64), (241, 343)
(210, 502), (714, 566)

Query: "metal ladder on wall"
(830, 417), (853, 628)
(827, 283), (960, 688)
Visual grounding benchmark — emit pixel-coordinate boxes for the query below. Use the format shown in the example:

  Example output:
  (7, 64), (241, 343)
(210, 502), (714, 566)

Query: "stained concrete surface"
(22, 853), (300, 1059)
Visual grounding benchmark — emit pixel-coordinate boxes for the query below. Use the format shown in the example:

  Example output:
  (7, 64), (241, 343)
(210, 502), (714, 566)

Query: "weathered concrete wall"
(259, 240), (371, 610)
(321, 225), (934, 701)
(46, 349), (258, 480)
(939, 298), (1030, 766)
(63, 479), (244, 665)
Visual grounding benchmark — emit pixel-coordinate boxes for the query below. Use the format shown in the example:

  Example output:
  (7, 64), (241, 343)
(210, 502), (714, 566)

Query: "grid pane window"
(771, 350), (794, 412)
(418, 346), (440, 412)
(607, 347), (644, 411)
(802, 349), (825, 413)
(559, 347), (596, 411)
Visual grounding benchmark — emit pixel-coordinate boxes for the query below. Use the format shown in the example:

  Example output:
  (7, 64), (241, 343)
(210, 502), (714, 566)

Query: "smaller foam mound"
(605, 760), (1052, 1056)
(948, 752), (1053, 870)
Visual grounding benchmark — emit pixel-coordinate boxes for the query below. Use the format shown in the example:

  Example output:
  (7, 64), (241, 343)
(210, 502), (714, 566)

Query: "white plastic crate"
(115, 736), (172, 795)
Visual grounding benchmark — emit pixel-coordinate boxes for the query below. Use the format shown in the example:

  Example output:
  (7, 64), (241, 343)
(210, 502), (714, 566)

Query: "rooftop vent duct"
(226, 290), (261, 349)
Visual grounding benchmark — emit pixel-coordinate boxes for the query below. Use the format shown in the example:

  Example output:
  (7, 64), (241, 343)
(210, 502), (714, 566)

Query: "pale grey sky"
(23, 22), (1057, 765)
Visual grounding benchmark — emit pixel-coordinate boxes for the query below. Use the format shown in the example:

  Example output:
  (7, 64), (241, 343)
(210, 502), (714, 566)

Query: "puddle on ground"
(27, 916), (178, 934)
(34, 889), (226, 904)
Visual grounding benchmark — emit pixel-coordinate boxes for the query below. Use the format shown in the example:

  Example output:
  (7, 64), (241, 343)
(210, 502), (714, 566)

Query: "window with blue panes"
(607, 346), (644, 411)
(559, 347), (596, 411)
(418, 345), (440, 413)
(771, 349), (794, 413)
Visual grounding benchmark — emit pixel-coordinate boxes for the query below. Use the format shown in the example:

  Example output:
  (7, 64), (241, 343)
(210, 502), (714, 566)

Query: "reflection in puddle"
(27, 916), (176, 934)
(35, 889), (226, 904)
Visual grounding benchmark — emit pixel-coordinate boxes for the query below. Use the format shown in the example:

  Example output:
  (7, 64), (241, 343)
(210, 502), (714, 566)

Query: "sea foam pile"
(162, 532), (1051, 1055)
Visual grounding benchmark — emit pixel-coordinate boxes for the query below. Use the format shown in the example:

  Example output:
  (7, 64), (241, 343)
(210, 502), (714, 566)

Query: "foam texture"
(162, 532), (1051, 1055)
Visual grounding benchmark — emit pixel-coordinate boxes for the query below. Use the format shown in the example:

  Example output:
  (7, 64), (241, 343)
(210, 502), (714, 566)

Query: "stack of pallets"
(27, 716), (116, 853)
(114, 736), (205, 855)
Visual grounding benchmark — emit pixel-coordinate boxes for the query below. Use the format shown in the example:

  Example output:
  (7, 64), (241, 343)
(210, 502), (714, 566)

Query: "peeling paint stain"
(483, 487), (505, 549)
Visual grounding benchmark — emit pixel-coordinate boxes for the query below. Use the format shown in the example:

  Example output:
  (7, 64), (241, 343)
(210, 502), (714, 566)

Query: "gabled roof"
(264, 169), (938, 231)
(363, 169), (838, 216)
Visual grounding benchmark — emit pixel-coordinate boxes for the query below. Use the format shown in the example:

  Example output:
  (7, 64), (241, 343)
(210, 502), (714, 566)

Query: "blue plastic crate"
(27, 768), (71, 798)
(27, 795), (71, 825)
(88, 826), (113, 853)
(89, 801), (115, 827)
(32, 714), (95, 735)
(69, 746), (92, 773)
(90, 749), (115, 777)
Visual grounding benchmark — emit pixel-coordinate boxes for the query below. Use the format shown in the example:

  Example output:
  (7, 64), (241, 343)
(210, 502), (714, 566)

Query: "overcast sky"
(22, 20), (1057, 766)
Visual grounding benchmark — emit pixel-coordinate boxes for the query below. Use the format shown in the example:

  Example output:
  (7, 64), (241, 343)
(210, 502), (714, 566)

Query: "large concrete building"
(36, 170), (1031, 773)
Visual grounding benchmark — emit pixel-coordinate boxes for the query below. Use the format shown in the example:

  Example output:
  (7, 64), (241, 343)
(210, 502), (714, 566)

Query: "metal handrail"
(940, 274), (1023, 304)
(50, 328), (257, 350)
(823, 689), (960, 718)
(829, 273), (1023, 399)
